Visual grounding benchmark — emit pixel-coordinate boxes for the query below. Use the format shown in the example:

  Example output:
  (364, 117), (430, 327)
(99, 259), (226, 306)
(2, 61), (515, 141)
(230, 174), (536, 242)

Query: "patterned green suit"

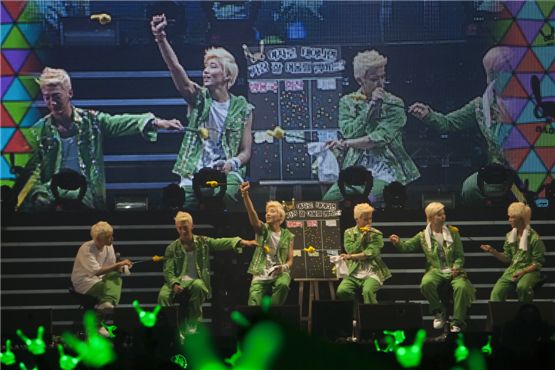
(395, 225), (475, 327)
(336, 226), (391, 304)
(21, 107), (157, 210)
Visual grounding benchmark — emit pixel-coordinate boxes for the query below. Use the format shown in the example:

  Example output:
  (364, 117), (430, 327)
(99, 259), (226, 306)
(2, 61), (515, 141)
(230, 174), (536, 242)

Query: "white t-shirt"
(71, 240), (117, 294)
(253, 230), (281, 281)
(180, 250), (198, 282)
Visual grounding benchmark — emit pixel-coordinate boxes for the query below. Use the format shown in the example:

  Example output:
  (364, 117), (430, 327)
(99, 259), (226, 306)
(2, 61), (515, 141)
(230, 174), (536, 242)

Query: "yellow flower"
(263, 245), (270, 254)
(448, 225), (459, 233)
(152, 255), (164, 262)
(205, 181), (219, 188)
(303, 246), (316, 253)
(359, 226), (370, 233)
(273, 126), (285, 139)
(198, 128), (209, 140)
(351, 92), (367, 101)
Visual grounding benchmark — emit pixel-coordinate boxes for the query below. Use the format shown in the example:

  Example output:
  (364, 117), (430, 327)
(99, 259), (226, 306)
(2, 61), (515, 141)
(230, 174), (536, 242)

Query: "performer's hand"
(480, 244), (495, 254)
(154, 118), (183, 130)
(118, 259), (132, 267)
(371, 87), (385, 102)
(151, 14), (167, 38)
(339, 253), (351, 260)
(172, 284), (184, 294)
(389, 234), (400, 245)
(512, 270), (526, 281)
(240, 239), (259, 248)
(240, 181), (250, 194)
(408, 102), (431, 120)
(326, 139), (347, 150)
(451, 267), (461, 279)
(222, 161), (233, 174)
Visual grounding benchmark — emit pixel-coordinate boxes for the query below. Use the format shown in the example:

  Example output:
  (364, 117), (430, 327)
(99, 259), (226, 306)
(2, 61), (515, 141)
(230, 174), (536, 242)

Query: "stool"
(69, 285), (98, 310)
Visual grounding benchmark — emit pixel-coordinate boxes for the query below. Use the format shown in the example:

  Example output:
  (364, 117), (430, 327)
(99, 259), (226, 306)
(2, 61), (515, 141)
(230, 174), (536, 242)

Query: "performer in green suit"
(481, 202), (545, 302)
(409, 47), (514, 206)
(152, 14), (253, 210)
(240, 182), (295, 306)
(389, 202), (475, 332)
(19, 67), (183, 211)
(323, 49), (420, 205)
(158, 211), (258, 333)
(336, 203), (391, 304)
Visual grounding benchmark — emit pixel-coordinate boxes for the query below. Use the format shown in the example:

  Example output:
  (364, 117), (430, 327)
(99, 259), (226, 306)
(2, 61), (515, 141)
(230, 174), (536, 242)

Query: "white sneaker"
(98, 327), (111, 338)
(450, 324), (461, 333)
(95, 301), (115, 312)
(433, 313), (446, 329)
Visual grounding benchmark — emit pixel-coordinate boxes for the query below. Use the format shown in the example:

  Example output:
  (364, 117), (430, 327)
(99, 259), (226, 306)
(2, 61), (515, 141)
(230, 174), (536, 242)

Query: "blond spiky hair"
(424, 202), (445, 223)
(90, 221), (113, 240)
(38, 67), (72, 91)
(204, 47), (238, 89)
(266, 201), (285, 223)
(353, 203), (374, 220)
(482, 46), (513, 84)
(507, 202), (531, 225)
(174, 211), (193, 224)
(353, 50), (388, 82)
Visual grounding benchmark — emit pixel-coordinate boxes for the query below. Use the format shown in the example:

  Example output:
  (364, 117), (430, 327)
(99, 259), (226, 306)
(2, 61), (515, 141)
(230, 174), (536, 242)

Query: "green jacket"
(172, 88), (253, 178)
(338, 90), (420, 185)
(423, 97), (510, 165)
(162, 235), (242, 298)
(343, 226), (391, 284)
(248, 223), (294, 276)
(22, 107), (157, 210)
(395, 225), (465, 272)
(501, 227), (545, 277)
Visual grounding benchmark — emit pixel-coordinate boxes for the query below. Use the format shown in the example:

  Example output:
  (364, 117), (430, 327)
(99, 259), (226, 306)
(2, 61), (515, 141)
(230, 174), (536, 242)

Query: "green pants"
(248, 273), (291, 306)
(158, 279), (209, 323)
(182, 173), (241, 211)
(337, 276), (382, 304)
(460, 172), (484, 207)
(85, 272), (122, 305)
(322, 179), (388, 206)
(420, 270), (475, 326)
(490, 271), (541, 302)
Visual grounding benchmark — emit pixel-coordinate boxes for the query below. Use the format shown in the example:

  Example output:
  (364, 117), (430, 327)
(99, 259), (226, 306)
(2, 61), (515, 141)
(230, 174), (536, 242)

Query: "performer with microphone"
(323, 49), (420, 206)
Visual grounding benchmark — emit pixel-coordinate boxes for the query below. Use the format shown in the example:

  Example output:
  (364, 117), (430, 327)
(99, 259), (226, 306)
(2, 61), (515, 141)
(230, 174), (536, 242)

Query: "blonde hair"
(507, 202), (531, 225)
(174, 211), (193, 224)
(90, 221), (113, 240)
(425, 202), (445, 222)
(38, 67), (72, 91)
(266, 201), (285, 223)
(482, 47), (513, 84)
(204, 47), (238, 89)
(353, 50), (388, 82)
(353, 203), (374, 220)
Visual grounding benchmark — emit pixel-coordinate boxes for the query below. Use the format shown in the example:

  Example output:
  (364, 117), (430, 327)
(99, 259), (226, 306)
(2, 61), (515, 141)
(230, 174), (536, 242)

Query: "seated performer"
(158, 211), (258, 332)
(336, 203), (391, 304)
(240, 182), (295, 306)
(481, 202), (545, 302)
(71, 221), (132, 311)
(389, 202), (475, 332)
(18, 67), (182, 211)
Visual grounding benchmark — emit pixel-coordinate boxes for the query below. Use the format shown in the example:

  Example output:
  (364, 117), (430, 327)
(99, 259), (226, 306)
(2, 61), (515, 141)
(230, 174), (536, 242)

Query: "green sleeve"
(207, 236), (242, 252)
(451, 232), (465, 269)
(502, 236), (514, 262)
(423, 98), (479, 133)
(96, 111), (158, 141)
(367, 97), (407, 148)
(343, 228), (360, 254)
(396, 233), (422, 253)
(338, 96), (368, 139)
(530, 237), (546, 270)
(163, 241), (181, 287)
(362, 232), (384, 260)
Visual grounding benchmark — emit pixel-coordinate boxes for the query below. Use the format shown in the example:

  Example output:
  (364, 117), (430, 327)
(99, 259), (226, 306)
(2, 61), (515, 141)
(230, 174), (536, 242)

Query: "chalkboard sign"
(284, 201), (342, 279)
(244, 45), (345, 181)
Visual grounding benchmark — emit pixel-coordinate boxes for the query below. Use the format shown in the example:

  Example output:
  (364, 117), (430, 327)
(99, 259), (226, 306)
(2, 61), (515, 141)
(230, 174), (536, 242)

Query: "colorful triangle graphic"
(493, 19), (513, 43)
(17, 1), (41, 23)
(0, 127), (15, 150)
(1, 53), (15, 76)
(502, 22), (529, 46)
(3, 128), (32, 153)
(2, 25), (30, 49)
(503, 126), (530, 149)
(519, 149), (547, 172)
(536, 1), (555, 18)
(504, 147), (530, 170)
(535, 124), (555, 147)
(515, 73), (541, 98)
(518, 172), (547, 193)
(504, 97), (528, 122)
(19, 51), (42, 74)
(1, 75), (14, 96)
(517, 1), (545, 20)
(1, 3), (13, 24)
(1, 23), (11, 44)
(2, 49), (30, 72)
(516, 49), (544, 72)
(1, 103), (16, 127)
(18, 75), (40, 99)
(16, 23), (43, 47)
(539, 73), (555, 97)
(504, 2), (525, 17)
(535, 147), (555, 170)
(517, 20), (544, 44)
(498, 4), (513, 19)
(516, 100), (545, 123)
(532, 46), (555, 72)
(3, 77), (31, 101)
(532, 21), (555, 47)
(18, 107), (42, 128)
(507, 47), (528, 70)
(0, 156), (16, 180)
(3, 1), (25, 20)
(3, 101), (32, 124)
(504, 75), (529, 98)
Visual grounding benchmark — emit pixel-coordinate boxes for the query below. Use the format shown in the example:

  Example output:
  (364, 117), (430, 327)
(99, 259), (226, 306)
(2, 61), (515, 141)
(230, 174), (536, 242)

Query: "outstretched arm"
(240, 182), (263, 234)
(151, 14), (199, 104)
(480, 244), (510, 265)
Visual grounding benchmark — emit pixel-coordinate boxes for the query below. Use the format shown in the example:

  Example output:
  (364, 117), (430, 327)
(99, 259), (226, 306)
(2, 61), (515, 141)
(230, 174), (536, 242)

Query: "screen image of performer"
(323, 49), (420, 206)
(336, 203), (391, 304)
(71, 221), (132, 312)
(157, 211), (258, 333)
(239, 182), (295, 306)
(480, 202), (545, 302)
(18, 67), (183, 211)
(389, 202), (475, 332)
(408, 47), (514, 206)
(151, 14), (254, 210)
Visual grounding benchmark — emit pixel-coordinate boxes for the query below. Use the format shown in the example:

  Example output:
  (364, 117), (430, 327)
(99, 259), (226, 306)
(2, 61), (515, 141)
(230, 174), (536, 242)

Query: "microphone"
(368, 98), (383, 120)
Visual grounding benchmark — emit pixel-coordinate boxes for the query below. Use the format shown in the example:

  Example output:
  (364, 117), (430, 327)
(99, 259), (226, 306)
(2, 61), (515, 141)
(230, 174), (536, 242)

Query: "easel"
(296, 278), (337, 333)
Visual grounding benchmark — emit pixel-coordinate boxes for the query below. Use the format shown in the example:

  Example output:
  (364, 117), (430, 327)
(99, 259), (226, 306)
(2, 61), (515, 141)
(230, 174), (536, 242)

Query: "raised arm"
(151, 14), (199, 104)
(240, 182), (263, 234)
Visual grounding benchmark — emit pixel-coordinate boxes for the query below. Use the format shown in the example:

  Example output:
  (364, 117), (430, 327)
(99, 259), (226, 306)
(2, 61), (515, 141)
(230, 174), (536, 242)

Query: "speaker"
(1, 309), (52, 342)
(487, 301), (555, 331)
(312, 300), (354, 340)
(358, 303), (423, 338)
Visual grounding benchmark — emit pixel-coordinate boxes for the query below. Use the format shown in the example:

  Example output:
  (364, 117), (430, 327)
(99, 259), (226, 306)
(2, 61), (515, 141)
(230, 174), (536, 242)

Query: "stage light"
(114, 196), (148, 212)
